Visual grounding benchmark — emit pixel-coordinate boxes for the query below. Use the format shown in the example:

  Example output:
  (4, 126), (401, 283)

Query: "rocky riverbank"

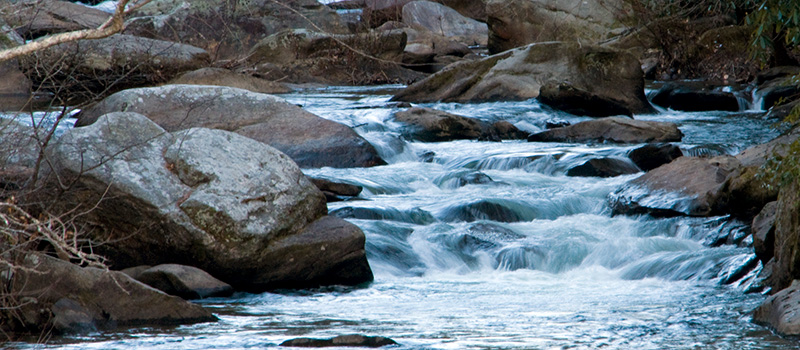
(1, 0), (800, 342)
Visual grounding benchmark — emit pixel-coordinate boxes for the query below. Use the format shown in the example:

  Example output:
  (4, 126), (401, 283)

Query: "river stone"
(0, 252), (216, 335)
(393, 107), (524, 141)
(650, 83), (740, 112)
(402, 1), (487, 46)
(331, 206), (437, 225)
(627, 143), (683, 171)
(135, 264), (234, 300)
(753, 201), (778, 263)
(310, 177), (363, 202)
(77, 85), (385, 168)
(486, 0), (633, 54)
(608, 155), (741, 217)
(392, 42), (655, 117)
(280, 334), (398, 348)
(19, 34), (210, 103)
(538, 82), (636, 117)
(754, 280), (800, 336)
(168, 68), (291, 94)
(1, 0), (110, 39)
(527, 117), (683, 144)
(566, 157), (640, 178)
(44, 112), (372, 291)
(126, 0), (350, 60)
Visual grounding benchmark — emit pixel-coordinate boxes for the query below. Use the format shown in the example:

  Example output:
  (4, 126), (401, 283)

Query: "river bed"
(9, 85), (797, 349)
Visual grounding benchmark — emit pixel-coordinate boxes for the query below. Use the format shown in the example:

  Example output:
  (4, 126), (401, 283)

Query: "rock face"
(78, 85), (386, 168)
(486, 0), (633, 54)
(20, 34), (209, 103)
(753, 201), (778, 263)
(168, 68), (291, 94)
(126, 0), (350, 60)
(402, 1), (487, 46)
(766, 181), (800, 291)
(392, 107), (525, 141)
(44, 112), (373, 291)
(1, 252), (216, 335)
(608, 156), (740, 217)
(134, 264), (234, 300)
(1, 0), (110, 39)
(280, 334), (398, 348)
(527, 117), (682, 144)
(392, 42), (654, 116)
(754, 280), (800, 336)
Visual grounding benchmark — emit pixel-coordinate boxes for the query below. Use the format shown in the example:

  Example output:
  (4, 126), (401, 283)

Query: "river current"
(10, 85), (799, 349)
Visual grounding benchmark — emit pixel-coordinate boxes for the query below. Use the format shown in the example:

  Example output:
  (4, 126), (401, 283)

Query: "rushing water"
(10, 85), (798, 349)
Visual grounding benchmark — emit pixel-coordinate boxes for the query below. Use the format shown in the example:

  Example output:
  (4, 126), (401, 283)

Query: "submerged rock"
(331, 206), (437, 225)
(392, 42), (654, 117)
(280, 334), (398, 347)
(528, 117), (682, 144)
(566, 157), (640, 177)
(392, 107), (524, 141)
(43, 112), (373, 291)
(1, 252), (216, 335)
(78, 85), (385, 168)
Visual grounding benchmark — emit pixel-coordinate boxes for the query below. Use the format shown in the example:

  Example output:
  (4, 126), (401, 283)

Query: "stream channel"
(13, 85), (800, 349)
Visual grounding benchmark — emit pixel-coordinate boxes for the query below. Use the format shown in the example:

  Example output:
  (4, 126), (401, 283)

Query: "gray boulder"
(126, 0), (349, 60)
(77, 85), (385, 168)
(528, 117), (682, 144)
(20, 34), (209, 102)
(486, 0), (633, 54)
(135, 264), (234, 300)
(392, 107), (526, 141)
(0, 17), (32, 106)
(392, 42), (654, 116)
(402, 1), (487, 46)
(0, 252), (216, 335)
(754, 280), (800, 336)
(44, 112), (373, 291)
(1, 0), (110, 38)
(609, 156), (740, 217)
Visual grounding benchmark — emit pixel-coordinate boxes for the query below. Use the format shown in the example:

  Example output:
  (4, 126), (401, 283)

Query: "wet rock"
(309, 178), (363, 202)
(754, 280), (800, 336)
(468, 223), (526, 240)
(609, 155), (740, 217)
(168, 68), (291, 94)
(627, 143), (683, 172)
(649, 83), (740, 112)
(538, 82), (638, 117)
(135, 264), (234, 300)
(78, 85), (386, 168)
(392, 42), (654, 116)
(566, 157), (640, 178)
(765, 181), (800, 291)
(435, 171), (499, 188)
(126, 0), (349, 60)
(402, 1), (487, 46)
(492, 121), (529, 139)
(20, 34), (209, 103)
(393, 107), (521, 141)
(528, 117), (682, 144)
(486, 0), (633, 54)
(1, 252), (216, 335)
(280, 334), (398, 347)
(330, 206), (437, 225)
(44, 112), (373, 291)
(2, 0), (110, 39)
(441, 200), (525, 222)
(419, 150), (436, 162)
(753, 201), (778, 263)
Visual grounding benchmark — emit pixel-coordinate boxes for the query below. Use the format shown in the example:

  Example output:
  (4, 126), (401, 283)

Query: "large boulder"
(765, 181), (800, 292)
(0, 252), (216, 335)
(0, 17), (33, 107)
(527, 117), (682, 144)
(77, 85), (385, 168)
(43, 112), (373, 291)
(125, 0), (350, 60)
(19, 34), (209, 103)
(754, 280), (800, 336)
(168, 68), (291, 95)
(1, 0), (110, 39)
(486, 0), (633, 54)
(650, 83), (740, 112)
(402, 1), (487, 46)
(608, 155), (740, 217)
(392, 42), (655, 116)
(627, 143), (683, 172)
(392, 107), (526, 141)
(362, 0), (487, 26)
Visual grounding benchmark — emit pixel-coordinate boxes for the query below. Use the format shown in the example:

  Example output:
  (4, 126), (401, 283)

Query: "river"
(10, 85), (798, 349)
